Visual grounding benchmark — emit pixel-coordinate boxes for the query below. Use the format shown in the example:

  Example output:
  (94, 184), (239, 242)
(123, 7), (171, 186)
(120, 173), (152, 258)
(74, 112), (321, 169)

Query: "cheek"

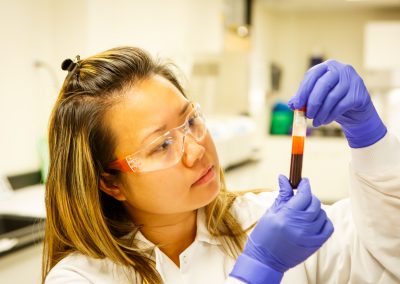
(121, 172), (191, 213)
(204, 133), (220, 165)
(118, 134), (221, 215)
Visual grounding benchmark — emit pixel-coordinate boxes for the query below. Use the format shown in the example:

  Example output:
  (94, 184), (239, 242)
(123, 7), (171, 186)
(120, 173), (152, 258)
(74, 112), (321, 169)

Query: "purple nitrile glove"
(288, 59), (387, 148)
(229, 175), (334, 284)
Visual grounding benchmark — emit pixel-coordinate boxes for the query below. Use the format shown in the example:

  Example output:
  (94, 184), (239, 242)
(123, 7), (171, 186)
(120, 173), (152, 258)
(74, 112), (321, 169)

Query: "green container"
(270, 111), (294, 135)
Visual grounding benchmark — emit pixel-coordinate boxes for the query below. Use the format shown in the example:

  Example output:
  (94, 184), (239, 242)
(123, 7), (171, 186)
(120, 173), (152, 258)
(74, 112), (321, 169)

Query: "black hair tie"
(61, 55), (81, 72)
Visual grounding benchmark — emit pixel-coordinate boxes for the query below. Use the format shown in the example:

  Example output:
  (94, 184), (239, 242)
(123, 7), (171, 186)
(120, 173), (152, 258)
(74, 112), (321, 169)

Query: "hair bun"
(61, 55), (81, 72)
(61, 58), (75, 71)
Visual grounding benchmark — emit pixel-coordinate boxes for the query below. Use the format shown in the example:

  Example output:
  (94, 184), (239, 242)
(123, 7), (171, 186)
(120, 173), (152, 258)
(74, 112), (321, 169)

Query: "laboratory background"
(0, 0), (399, 283)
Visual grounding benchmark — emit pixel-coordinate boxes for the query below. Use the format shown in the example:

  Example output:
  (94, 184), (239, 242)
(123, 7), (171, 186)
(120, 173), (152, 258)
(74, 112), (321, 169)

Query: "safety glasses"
(107, 103), (206, 173)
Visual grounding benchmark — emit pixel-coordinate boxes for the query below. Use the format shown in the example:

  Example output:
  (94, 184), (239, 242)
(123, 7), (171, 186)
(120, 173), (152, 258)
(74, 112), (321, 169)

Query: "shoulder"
(230, 190), (279, 229)
(45, 252), (135, 284)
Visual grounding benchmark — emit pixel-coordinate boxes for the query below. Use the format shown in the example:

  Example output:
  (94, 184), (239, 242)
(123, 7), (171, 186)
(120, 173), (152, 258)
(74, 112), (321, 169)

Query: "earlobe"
(99, 174), (126, 201)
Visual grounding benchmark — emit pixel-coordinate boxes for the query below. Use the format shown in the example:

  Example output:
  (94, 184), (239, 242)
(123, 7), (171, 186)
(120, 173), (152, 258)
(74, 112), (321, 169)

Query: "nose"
(181, 135), (205, 168)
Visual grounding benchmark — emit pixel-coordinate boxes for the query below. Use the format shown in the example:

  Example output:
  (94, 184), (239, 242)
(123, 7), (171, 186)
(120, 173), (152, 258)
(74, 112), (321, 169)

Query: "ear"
(99, 173), (126, 201)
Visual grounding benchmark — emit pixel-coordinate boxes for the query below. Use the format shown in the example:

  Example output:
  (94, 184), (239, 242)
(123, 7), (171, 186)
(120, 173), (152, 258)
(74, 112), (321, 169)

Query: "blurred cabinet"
(364, 21), (400, 71)
(189, 51), (250, 116)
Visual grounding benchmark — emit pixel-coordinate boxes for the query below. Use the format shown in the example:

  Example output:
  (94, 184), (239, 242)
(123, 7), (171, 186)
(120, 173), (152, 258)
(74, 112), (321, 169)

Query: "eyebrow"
(141, 102), (191, 144)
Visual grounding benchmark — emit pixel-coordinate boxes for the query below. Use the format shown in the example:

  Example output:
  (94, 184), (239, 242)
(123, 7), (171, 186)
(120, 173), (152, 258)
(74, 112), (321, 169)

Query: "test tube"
(289, 108), (306, 189)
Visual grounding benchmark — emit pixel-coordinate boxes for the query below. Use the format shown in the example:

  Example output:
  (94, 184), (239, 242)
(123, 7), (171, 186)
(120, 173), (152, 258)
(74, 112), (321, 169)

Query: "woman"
(43, 47), (399, 284)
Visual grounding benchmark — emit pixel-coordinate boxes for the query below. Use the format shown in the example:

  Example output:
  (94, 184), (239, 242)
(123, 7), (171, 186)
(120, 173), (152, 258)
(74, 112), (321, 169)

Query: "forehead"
(106, 75), (188, 157)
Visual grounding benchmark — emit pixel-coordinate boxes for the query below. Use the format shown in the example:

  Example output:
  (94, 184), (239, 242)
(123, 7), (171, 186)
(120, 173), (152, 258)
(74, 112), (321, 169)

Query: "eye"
(188, 117), (195, 127)
(149, 138), (173, 155)
(188, 112), (200, 127)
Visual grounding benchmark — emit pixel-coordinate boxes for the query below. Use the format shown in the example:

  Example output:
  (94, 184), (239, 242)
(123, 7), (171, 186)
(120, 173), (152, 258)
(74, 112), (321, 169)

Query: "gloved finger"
(272, 175), (294, 211)
(305, 70), (340, 120)
(290, 210), (328, 247)
(288, 63), (329, 110)
(286, 178), (312, 211)
(278, 174), (294, 200)
(297, 217), (334, 248)
(289, 195), (321, 223)
(322, 93), (353, 124)
(305, 209), (327, 235)
(325, 59), (345, 70)
(320, 217), (334, 239)
(312, 80), (348, 127)
(306, 209), (327, 235)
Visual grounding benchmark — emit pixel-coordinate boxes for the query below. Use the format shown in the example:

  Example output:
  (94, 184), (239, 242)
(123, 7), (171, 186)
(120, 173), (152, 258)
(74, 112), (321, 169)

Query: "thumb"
(272, 175), (294, 211)
(286, 178), (312, 211)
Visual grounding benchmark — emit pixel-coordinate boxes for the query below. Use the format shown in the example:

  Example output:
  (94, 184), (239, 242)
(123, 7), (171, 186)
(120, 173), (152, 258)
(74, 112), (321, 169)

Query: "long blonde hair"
(42, 46), (249, 284)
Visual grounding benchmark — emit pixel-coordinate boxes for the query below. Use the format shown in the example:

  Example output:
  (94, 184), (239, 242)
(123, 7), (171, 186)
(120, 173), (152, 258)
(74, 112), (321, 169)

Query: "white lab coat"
(45, 132), (400, 284)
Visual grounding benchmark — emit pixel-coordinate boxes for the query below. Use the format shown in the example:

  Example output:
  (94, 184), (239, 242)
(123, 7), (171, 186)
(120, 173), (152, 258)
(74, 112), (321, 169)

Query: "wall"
(249, 4), (277, 137)
(0, 0), (225, 176)
(261, 7), (400, 100)
(0, 0), (56, 174)
(2, 1), (398, 176)
(85, 0), (224, 76)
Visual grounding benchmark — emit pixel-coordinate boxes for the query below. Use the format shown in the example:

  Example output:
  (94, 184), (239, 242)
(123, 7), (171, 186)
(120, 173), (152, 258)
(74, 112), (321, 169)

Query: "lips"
(192, 165), (214, 187)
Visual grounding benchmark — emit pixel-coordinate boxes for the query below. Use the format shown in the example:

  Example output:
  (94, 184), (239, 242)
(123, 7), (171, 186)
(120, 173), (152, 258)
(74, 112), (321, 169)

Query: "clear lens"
(132, 130), (183, 173)
(127, 105), (206, 173)
(187, 110), (206, 141)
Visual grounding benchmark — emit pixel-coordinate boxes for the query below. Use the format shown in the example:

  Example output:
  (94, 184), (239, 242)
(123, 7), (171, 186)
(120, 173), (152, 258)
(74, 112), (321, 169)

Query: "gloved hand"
(229, 175), (334, 284)
(288, 59), (387, 148)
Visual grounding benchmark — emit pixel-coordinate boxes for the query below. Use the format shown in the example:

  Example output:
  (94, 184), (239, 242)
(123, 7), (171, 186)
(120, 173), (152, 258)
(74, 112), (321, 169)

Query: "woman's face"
(105, 75), (220, 219)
